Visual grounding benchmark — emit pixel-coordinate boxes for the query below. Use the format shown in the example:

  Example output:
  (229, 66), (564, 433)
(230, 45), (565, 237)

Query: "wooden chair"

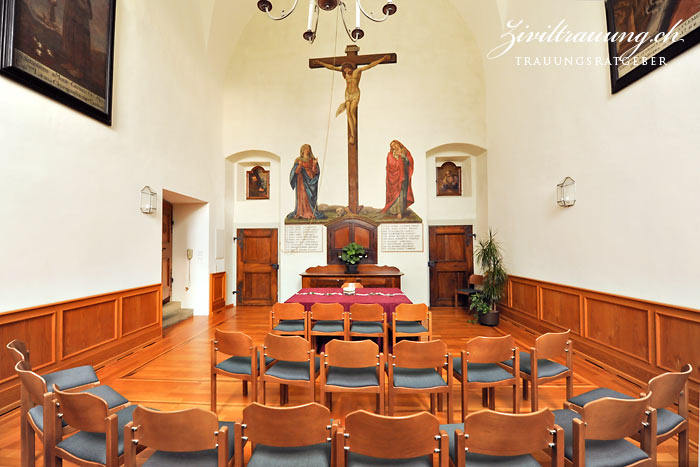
(48, 386), (138, 467)
(269, 302), (308, 339)
(336, 410), (448, 466)
(347, 303), (388, 356)
(211, 330), (265, 411)
(320, 339), (385, 414)
(501, 329), (573, 411)
(238, 402), (335, 466)
(391, 303), (432, 348)
(341, 282), (363, 288)
(388, 339), (453, 423)
(454, 335), (520, 420)
(124, 406), (237, 466)
(309, 303), (347, 350)
(565, 364), (692, 466)
(454, 274), (483, 308)
(440, 408), (564, 466)
(260, 334), (319, 405)
(554, 393), (655, 466)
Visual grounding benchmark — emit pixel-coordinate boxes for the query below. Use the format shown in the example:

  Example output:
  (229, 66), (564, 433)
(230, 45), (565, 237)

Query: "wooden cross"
(310, 45), (397, 214)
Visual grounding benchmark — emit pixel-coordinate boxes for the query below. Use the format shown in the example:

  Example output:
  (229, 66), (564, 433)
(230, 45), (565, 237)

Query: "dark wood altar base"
(301, 264), (402, 289)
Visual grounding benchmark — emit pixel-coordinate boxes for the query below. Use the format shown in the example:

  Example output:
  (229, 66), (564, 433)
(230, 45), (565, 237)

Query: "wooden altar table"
(285, 288), (411, 321)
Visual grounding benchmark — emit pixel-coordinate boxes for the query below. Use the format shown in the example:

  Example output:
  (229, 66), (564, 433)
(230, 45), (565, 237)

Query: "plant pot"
(478, 309), (500, 326)
(345, 263), (358, 274)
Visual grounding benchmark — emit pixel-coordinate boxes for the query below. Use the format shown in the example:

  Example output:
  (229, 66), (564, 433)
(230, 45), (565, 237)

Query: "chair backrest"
(394, 303), (428, 322)
(242, 402), (331, 447)
(392, 340), (448, 369)
(7, 339), (30, 368)
(14, 360), (48, 406)
(215, 330), (253, 357)
(263, 334), (311, 362)
(462, 409), (558, 456)
(325, 339), (379, 368)
(464, 335), (515, 363)
(581, 392), (653, 440)
(344, 410), (441, 459)
(468, 274), (484, 287)
(535, 329), (571, 361)
(271, 302), (306, 321)
(310, 303), (345, 321)
(132, 406), (220, 452)
(646, 364), (692, 410)
(54, 386), (109, 433)
(348, 303), (384, 322)
(342, 282), (363, 288)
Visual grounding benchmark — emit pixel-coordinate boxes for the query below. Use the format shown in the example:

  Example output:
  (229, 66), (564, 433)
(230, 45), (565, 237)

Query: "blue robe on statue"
(288, 158), (325, 219)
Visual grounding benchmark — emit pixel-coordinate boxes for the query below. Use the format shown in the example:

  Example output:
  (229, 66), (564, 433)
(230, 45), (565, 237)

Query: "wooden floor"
(0, 305), (697, 466)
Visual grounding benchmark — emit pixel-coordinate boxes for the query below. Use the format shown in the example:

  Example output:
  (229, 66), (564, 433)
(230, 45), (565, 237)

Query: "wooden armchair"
(391, 303), (432, 347)
(124, 406), (237, 466)
(260, 334), (319, 405)
(454, 335), (520, 420)
(388, 339), (453, 423)
(309, 303), (347, 350)
(454, 274), (483, 308)
(320, 339), (384, 414)
(211, 330), (263, 410)
(336, 410), (448, 466)
(269, 302), (308, 339)
(502, 329), (573, 411)
(347, 303), (388, 356)
(238, 402), (335, 466)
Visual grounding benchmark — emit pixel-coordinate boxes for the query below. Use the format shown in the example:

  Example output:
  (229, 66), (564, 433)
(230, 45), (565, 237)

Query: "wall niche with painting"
(246, 165), (270, 200)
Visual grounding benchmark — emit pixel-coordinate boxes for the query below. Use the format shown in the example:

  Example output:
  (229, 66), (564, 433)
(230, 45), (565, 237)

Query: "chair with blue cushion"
(269, 302), (308, 339)
(454, 335), (520, 420)
(260, 334), (320, 405)
(440, 408), (564, 466)
(502, 329), (573, 411)
(387, 339), (453, 423)
(336, 410), (448, 466)
(238, 402), (335, 466)
(391, 303), (432, 348)
(565, 364), (692, 466)
(319, 339), (385, 414)
(309, 303), (347, 351)
(124, 406), (237, 467)
(553, 392), (655, 466)
(211, 330), (266, 411)
(347, 303), (388, 356)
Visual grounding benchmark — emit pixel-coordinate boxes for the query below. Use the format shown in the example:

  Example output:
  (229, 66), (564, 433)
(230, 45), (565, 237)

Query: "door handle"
(428, 261), (437, 268)
(271, 264), (279, 270)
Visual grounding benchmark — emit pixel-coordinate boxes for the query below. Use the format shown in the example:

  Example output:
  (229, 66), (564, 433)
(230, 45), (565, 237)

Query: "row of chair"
(269, 302), (433, 353)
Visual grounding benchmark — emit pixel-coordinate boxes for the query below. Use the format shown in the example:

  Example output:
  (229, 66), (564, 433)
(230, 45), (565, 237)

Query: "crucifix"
(310, 45), (397, 215)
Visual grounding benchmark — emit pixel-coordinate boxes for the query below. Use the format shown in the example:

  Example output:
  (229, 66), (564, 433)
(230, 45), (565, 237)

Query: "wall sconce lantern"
(140, 186), (157, 214)
(557, 177), (576, 207)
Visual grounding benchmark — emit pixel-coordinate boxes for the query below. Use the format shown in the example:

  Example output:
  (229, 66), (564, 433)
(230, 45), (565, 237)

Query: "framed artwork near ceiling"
(247, 165), (270, 200)
(436, 161), (461, 197)
(0, 0), (117, 124)
(605, 0), (700, 93)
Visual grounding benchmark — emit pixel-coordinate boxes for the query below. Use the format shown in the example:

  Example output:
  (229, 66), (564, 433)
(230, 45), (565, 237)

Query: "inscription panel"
(585, 298), (649, 362)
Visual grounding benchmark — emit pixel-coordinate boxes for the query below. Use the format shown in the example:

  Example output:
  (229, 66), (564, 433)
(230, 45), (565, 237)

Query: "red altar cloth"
(285, 288), (411, 320)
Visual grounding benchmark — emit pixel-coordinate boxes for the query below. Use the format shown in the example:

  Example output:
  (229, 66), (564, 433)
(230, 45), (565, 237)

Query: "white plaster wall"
(172, 204), (210, 315)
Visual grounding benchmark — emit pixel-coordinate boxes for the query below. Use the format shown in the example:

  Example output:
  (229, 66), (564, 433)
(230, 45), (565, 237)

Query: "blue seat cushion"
(266, 357), (321, 381)
(143, 421), (236, 466)
(453, 359), (514, 383)
(312, 320), (345, 333)
(216, 352), (274, 375)
(553, 409), (650, 466)
(394, 321), (428, 334)
(326, 366), (379, 388)
(456, 287), (478, 295)
(350, 321), (384, 334)
(273, 319), (306, 332)
(247, 442), (331, 467)
(56, 404), (137, 464)
(43, 365), (99, 391)
(502, 352), (568, 378)
(348, 452), (432, 466)
(567, 387), (633, 407)
(657, 408), (685, 435)
(393, 367), (446, 389)
(439, 423), (539, 465)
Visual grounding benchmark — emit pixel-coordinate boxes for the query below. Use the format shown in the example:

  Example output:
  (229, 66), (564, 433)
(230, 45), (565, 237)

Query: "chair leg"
(242, 380), (248, 397)
(531, 381), (539, 412)
(522, 380), (528, 400)
(261, 382), (267, 405)
(679, 429), (689, 467)
(482, 388), (488, 407)
(210, 373), (217, 412)
(462, 381), (468, 420)
(251, 374), (258, 403)
(513, 381), (520, 414)
(438, 392), (444, 412)
(488, 387), (496, 410)
(566, 374), (573, 401)
(446, 390), (453, 424)
(280, 384), (285, 405)
(388, 386), (394, 416)
(430, 393), (437, 415)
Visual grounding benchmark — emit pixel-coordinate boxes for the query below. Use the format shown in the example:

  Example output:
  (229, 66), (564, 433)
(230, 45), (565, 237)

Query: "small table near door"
(285, 288), (411, 321)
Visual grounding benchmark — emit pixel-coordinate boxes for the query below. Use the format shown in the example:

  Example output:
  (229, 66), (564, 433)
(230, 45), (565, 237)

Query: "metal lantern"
(556, 177), (575, 207)
(140, 186), (157, 214)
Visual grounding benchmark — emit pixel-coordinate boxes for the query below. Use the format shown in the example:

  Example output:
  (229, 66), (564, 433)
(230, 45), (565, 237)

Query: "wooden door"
(162, 200), (173, 304)
(236, 229), (278, 305)
(428, 225), (474, 307)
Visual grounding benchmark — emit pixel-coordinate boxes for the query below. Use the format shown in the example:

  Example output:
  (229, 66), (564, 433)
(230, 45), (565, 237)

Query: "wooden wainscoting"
(500, 276), (700, 409)
(0, 284), (162, 414)
(210, 272), (226, 314)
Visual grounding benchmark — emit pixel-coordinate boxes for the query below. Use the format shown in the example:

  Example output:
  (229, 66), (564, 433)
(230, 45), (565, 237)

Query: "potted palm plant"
(339, 242), (366, 274)
(470, 230), (508, 326)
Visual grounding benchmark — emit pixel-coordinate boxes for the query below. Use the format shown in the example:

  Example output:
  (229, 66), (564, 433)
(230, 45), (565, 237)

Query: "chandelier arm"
(265, 0), (300, 20)
(356, 0), (390, 22)
(339, 1), (359, 42)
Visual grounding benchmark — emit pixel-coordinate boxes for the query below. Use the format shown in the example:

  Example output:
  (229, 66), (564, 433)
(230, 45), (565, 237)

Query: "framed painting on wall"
(0, 0), (117, 124)
(436, 161), (461, 197)
(605, 0), (700, 93)
(247, 166), (269, 200)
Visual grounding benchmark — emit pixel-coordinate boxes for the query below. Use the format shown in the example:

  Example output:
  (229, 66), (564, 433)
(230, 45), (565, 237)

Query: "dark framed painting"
(0, 0), (117, 124)
(605, 0), (700, 93)
(436, 161), (461, 197)
(247, 166), (270, 200)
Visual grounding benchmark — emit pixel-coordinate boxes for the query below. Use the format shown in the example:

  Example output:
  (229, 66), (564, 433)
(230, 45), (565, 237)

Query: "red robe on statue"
(381, 149), (415, 214)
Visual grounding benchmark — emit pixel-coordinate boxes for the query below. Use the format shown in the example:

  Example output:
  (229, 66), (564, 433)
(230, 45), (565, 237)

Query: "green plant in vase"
(339, 242), (366, 274)
(469, 229), (508, 326)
